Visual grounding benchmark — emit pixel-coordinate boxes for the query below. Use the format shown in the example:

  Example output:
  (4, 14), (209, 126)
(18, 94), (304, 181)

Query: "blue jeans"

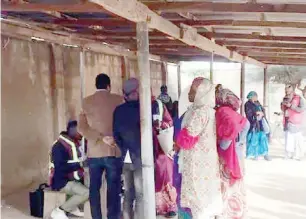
(88, 157), (122, 219)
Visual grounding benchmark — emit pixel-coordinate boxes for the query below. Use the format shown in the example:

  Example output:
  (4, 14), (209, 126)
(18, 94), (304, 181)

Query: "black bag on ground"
(29, 183), (49, 218)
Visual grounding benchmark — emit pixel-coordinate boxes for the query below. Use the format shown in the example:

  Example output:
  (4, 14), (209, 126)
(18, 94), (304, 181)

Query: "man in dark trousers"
(49, 120), (89, 219)
(79, 73), (123, 219)
(113, 78), (143, 219)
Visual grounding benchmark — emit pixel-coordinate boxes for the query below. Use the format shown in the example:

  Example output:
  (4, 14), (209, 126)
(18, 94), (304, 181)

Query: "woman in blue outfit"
(245, 91), (271, 161)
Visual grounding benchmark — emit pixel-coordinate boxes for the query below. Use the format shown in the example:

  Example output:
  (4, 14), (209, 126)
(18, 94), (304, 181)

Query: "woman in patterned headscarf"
(215, 88), (250, 219)
(176, 77), (223, 219)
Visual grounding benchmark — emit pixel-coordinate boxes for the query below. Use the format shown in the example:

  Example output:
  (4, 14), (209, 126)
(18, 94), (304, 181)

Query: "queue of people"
(48, 72), (305, 219)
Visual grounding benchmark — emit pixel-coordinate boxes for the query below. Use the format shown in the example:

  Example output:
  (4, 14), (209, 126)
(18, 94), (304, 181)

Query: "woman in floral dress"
(176, 78), (223, 219)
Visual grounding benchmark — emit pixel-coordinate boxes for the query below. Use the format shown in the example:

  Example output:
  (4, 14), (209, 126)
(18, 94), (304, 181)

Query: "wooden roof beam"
(1, 1), (107, 12)
(248, 54), (306, 59)
(53, 18), (133, 27)
(172, 20), (306, 29)
(230, 47), (306, 54)
(1, 21), (163, 61)
(256, 57), (306, 62)
(264, 62), (306, 66)
(219, 41), (306, 48)
(203, 32), (306, 42)
(143, 2), (306, 13)
(89, 0), (265, 67)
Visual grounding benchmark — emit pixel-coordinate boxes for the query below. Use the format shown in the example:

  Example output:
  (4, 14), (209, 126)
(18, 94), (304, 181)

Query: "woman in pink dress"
(215, 88), (250, 219)
(152, 96), (177, 218)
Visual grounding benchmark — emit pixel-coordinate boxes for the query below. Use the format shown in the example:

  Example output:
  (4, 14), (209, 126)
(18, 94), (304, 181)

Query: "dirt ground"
(1, 141), (306, 219)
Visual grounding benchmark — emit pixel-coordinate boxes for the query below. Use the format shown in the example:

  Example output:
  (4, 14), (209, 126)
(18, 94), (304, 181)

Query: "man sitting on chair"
(49, 120), (89, 219)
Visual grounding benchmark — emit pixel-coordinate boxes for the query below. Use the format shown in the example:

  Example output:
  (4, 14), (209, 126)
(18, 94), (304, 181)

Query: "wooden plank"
(240, 61), (246, 115)
(137, 21), (156, 219)
(1, 2), (107, 12)
(143, 2), (306, 13)
(177, 62), (182, 97)
(232, 47), (306, 54)
(89, 0), (265, 67)
(257, 57), (306, 62)
(1, 21), (162, 61)
(263, 67), (269, 118)
(248, 53), (306, 58)
(210, 52), (214, 83)
(265, 62), (306, 66)
(172, 20), (306, 29)
(219, 40), (306, 48)
(80, 49), (85, 100)
(53, 18), (133, 27)
(203, 32), (306, 42)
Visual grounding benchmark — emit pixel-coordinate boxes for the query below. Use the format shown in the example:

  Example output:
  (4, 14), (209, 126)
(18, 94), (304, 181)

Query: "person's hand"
(173, 143), (180, 153)
(153, 120), (161, 129)
(103, 136), (116, 147)
(284, 102), (291, 108)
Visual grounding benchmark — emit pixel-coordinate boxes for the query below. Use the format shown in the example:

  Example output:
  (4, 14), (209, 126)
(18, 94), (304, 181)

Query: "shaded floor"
(2, 141), (306, 219)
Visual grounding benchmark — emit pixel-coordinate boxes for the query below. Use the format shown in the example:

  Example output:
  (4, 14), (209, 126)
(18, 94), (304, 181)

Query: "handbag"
(155, 99), (174, 154)
(157, 126), (174, 154)
(29, 183), (49, 218)
(262, 117), (270, 134)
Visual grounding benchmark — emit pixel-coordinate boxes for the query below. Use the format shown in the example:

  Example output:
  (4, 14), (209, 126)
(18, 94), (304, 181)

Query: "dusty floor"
(1, 141), (306, 219)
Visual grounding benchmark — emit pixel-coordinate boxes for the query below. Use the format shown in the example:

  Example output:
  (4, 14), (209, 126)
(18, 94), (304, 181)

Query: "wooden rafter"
(143, 2), (306, 13)
(88, 0), (265, 67)
(171, 20), (306, 29)
(53, 18), (132, 27)
(249, 54), (306, 59)
(219, 41), (306, 48)
(230, 47), (306, 54)
(1, 21), (163, 61)
(1, 1), (107, 12)
(49, 19), (306, 29)
(203, 32), (306, 43)
(256, 57), (306, 62)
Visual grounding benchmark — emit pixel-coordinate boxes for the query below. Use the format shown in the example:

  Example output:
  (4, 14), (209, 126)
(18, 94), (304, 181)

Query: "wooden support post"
(240, 61), (246, 115)
(263, 66), (269, 119)
(210, 52), (214, 82)
(136, 21), (156, 219)
(177, 62), (182, 97)
(80, 49), (85, 101)
(121, 56), (130, 80)
(161, 61), (168, 86)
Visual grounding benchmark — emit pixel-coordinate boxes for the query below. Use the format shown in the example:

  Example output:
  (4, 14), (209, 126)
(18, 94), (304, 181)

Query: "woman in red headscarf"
(215, 88), (250, 219)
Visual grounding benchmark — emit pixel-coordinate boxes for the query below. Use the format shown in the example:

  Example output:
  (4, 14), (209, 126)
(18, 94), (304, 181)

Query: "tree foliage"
(268, 65), (306, 85)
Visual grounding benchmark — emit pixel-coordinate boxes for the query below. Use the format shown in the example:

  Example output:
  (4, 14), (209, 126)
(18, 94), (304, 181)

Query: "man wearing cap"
(79, 73), (123, 219)
(158, 85), (173, 114)
(281, 84), (305, 160)
(49, 120), (89, 219)
(113, 78), (143, 219)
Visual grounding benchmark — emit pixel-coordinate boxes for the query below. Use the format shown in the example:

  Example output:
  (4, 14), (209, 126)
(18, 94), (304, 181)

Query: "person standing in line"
(245, 91), (271, 161)
(153, 92), (178, 218)
(158, 85), (173, 114)
(176, 78), (223, 219)
(281, 84), (305, 160)
(113, 78), (144, 219)
(49, 120), (89, 219)
(215, 88), (250, 219)
(298, 80), (306, 99)
(79, 73), (123, 219)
